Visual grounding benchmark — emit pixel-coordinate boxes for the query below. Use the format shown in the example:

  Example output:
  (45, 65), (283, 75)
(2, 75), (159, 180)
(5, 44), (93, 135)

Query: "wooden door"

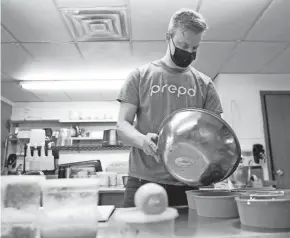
(262, 92), (290, 189)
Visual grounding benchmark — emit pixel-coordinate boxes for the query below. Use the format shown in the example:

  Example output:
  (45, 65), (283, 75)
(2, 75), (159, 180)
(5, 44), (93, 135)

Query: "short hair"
(168, 8), (207, 35)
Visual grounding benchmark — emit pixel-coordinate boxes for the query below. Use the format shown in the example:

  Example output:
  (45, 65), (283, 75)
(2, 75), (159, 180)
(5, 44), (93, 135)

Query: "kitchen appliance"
(102, 129), (121, 146)
(58, 160), (103, 179)
(236, 191), (290, 229)
(157, 108), (242, 187)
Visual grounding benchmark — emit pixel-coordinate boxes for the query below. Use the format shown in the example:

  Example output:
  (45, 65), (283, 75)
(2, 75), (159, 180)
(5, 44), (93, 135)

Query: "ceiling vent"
(60, 7), (129, 41)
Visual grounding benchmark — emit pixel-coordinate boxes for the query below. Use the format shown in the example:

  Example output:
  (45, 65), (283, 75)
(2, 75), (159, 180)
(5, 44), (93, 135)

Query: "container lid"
(113, 207), (178, 224)
(43, 178), (101, 189)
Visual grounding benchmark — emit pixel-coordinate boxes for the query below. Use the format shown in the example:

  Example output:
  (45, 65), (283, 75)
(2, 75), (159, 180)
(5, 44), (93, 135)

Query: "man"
(116, 8), (223, 207)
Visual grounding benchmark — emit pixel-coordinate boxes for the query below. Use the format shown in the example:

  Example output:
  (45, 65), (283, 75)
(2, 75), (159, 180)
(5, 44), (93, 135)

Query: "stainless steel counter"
(98, 207), (290, 238)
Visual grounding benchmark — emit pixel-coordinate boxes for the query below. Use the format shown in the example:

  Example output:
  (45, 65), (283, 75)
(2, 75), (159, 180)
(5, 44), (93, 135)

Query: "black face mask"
(169, 37), (197, 68)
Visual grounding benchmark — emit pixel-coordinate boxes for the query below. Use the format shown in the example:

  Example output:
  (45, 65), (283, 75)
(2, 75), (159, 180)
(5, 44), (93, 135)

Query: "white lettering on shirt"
(150, 84), (196, 97)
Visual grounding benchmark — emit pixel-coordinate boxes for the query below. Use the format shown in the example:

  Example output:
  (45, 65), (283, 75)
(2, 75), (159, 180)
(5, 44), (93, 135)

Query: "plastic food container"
(236, 192), (290, 229)
(1, 175), (45, 211)
(193, 191), (239, 218)
(1, 208), (42, 238)
(41, 179), (100, 238)
(112, 207), (179, 238)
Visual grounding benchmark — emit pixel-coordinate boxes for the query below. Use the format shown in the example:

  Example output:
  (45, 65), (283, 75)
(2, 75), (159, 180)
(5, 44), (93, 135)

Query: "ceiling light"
(20, 80), (124, 91)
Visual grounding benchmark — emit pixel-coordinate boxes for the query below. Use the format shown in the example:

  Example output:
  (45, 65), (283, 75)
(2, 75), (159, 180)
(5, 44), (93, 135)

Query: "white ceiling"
(1, 0), (290, 102)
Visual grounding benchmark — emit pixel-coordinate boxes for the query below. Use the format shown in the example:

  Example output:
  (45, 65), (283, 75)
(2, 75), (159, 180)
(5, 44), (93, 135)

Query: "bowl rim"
(157, 107), (242, 185)
(235, 196), (290, 203)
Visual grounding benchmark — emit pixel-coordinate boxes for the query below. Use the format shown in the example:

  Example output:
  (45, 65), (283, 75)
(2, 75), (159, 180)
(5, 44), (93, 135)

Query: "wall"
(1, 100), (13, 166)
(214, 74), (290, 180)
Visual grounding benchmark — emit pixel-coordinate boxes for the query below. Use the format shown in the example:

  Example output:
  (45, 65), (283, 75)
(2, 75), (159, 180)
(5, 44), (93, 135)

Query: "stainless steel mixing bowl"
(157, 108), (242, 187)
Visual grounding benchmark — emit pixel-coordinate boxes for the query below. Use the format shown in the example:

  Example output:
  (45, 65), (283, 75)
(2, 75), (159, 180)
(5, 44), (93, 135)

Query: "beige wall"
(215, 74), (290, 180)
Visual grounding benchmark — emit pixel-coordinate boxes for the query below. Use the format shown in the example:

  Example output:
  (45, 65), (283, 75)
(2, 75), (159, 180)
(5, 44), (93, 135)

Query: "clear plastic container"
(41, 179), (100, 238)
(1, 175), (45, 211)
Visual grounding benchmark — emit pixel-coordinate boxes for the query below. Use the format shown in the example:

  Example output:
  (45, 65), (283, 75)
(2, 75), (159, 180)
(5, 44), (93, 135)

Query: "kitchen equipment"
(58, 160), (102, 179)
(157, 108), (242, 187)
(122, 175), (129, 187)
(30, 129), (46, 146)
(229, 163), (250, 188)
(236, 191), (290, 229)
(193, 191), (240, 218)
(102, 129), (120, 146)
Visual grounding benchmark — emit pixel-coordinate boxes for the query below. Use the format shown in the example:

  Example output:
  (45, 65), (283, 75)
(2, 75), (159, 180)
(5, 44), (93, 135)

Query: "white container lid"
(43, 178), (101, 189)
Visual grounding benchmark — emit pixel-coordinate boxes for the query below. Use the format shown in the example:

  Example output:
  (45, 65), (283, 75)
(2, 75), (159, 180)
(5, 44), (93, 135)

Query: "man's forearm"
(117, 121), (145, 149)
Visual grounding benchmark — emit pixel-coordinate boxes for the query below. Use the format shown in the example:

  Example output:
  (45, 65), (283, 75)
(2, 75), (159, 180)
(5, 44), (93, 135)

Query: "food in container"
(236, 191), (290, 229)
(41, 179), (100, 238)
(1, 175), (45, 211)
(1, 176), (45, 238)
(192, 191), (240, 218)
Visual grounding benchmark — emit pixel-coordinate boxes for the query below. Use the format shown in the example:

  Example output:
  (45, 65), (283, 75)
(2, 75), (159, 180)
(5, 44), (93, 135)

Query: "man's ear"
(166, 32), (170, 40)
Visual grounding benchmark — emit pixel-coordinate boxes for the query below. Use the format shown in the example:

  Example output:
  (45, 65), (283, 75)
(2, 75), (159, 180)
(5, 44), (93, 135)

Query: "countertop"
(97, 207), (290, 238)
(99, 186), (125, 193)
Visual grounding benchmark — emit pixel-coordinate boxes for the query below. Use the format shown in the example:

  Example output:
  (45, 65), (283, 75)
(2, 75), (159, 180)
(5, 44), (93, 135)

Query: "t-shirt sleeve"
(116, 68), (140, 107)
(203, 80), (223, 114)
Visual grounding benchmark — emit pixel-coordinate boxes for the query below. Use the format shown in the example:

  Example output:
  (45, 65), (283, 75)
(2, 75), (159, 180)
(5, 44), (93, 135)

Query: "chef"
(116, 8), (223, 207)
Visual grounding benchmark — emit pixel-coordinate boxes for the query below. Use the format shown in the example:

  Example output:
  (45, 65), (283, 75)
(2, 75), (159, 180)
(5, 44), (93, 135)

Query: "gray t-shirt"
(117, 59), (223, 185)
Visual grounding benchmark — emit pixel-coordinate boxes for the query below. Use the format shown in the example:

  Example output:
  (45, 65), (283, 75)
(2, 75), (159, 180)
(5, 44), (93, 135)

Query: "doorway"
(261, 91), (290, 189)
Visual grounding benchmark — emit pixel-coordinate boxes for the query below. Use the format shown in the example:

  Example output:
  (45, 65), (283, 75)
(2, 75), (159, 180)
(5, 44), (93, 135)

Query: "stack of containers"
(40, 178), (101, 238)
(1, 175), (45, 238)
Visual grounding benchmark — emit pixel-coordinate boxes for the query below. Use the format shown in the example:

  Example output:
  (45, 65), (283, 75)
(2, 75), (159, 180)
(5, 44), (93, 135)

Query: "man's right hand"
(142, 133), (160, 163)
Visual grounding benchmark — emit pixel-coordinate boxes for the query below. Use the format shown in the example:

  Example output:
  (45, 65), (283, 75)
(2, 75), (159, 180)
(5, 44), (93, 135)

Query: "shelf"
(11, 119), (59, 123)
(59, 120), (116, 123)
(54, 145), (130, 151)
(11, 119), (117, 123)
(71, 137), (102, 141)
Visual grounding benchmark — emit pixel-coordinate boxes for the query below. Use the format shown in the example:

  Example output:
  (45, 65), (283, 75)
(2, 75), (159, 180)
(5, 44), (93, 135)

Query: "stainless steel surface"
(122, 175), (129, 187)
(157, 108), (241, 187)
(276, 169), (284, 176)
(25, 170), (45, 175)
(65, 167), (71, 178)
(102, 129), (120, 146)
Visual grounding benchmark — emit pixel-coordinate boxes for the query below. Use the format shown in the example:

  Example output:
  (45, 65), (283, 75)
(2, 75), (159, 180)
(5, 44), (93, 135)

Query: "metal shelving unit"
(54, 145), (131, 151)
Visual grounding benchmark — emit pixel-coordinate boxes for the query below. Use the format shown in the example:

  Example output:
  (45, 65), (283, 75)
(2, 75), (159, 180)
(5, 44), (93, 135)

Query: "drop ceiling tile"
(199, 0), (271, 41)
(18, 60), (88, 81)
(65, 90), (118, 101)
(193, 42), (236, 78)
(23, 43), (83, 61)
(260, 45), (290, 73)
(78, 42), (131, 67)
(132, 41), (167, 63)
(32, 91), (71, 102)
(246, 0), (290, 42)
(1, 0), (72, 42)
(1, 43), (33, 77)
(221, 42), (287, 73)
(1, 26), (17, 43)
(56, 0), (126, 8)
(130, 0), (199, 40)
(1, 82), (40, 102)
